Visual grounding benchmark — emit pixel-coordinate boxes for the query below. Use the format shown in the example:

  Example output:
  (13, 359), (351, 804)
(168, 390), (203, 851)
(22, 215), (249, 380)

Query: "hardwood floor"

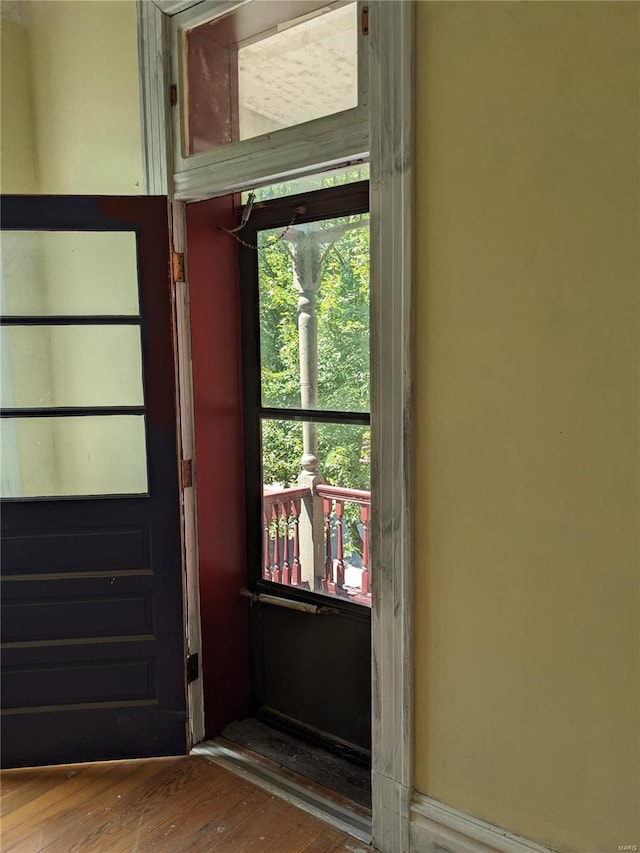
(0, 755), (371, 852)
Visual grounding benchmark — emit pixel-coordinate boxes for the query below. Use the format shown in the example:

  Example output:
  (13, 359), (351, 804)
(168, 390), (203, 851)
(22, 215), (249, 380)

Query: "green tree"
(258, 219), (370, 493)
(255, 169), (371, 559)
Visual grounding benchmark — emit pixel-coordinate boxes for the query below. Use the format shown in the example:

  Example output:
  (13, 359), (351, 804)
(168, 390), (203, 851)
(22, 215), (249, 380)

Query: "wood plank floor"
(0, 755), (372, 852)
(219, 719), (371, 810)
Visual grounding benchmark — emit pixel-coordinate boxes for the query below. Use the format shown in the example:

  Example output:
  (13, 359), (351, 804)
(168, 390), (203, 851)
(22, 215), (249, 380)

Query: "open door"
(184, 181), (371, 764)
(1, 196), (187, 768)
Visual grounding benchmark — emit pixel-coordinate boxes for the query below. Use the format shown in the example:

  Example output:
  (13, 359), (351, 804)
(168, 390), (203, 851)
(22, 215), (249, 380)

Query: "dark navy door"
(1, 197), (187, 767)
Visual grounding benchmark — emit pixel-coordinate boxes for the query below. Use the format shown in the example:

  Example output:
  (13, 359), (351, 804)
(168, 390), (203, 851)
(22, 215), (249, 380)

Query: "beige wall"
(0, 0), (143, 194)
(0, 8), (38, 192)
(27, 0), (143, 194)
(413, 3), (639, 852)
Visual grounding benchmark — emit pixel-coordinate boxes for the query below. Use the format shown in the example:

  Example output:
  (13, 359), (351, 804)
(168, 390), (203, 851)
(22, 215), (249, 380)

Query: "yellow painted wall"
(0, 9), (38, 192)
(0, 0), (142, 194)
(26, 0), (143, 194)
(413, 3), (639, 852)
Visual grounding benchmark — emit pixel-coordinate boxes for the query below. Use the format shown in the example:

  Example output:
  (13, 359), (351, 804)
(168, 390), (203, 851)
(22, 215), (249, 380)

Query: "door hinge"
(361, 5), (369, 36)
(170, 83), (178, 106)
(181, 458), (193, 489)
(172, 251), (185, 283)
(187, 652), (199, 684)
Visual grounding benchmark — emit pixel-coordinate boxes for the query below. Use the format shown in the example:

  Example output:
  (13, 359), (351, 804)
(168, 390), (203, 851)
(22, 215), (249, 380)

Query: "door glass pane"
(1, 415), (148, 498)
(1, 325), (144, 409)
(0, 231), (139, 316)
(259, 213), (369, 412)
(261, 418), (371, 606)
(184, 1), (358, 156)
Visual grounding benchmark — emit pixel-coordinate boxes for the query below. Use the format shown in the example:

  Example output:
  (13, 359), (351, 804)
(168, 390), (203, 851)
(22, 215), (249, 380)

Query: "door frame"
(137, 3), (414, 849)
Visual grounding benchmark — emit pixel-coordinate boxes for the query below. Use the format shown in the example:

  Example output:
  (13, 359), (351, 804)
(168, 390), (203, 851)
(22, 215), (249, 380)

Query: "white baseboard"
(410, 794), (556, 853)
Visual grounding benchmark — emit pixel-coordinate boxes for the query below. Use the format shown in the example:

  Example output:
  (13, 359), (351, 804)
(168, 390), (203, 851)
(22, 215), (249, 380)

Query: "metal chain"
(218, 205), (306, 251)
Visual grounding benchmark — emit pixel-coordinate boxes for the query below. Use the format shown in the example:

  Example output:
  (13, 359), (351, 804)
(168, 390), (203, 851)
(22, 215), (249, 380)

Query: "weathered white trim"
(373, 772), (413, 853)
(152, 0), (207, 15)
(173, 121), (368, 200)
(172, 201), (205, 747)
(139, 1), (203, 736)
(369, 3), (414, 851)
(137, 0), (172, 195)
(169, 0), (249, 35)
(410, 795), (557, 853)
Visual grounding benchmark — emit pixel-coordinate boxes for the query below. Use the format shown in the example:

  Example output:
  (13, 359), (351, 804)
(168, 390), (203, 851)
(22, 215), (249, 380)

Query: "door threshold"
(222, 716), (371, 805)
(191, 739), (373, 845)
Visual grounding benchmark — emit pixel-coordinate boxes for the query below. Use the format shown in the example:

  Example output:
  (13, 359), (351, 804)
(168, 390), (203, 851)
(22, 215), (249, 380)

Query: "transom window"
(170, 1), (369, 197)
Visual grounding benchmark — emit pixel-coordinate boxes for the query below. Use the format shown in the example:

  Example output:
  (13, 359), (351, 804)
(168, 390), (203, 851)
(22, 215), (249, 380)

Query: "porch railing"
(316, 484), (370, 605)
(262, 483), (371, 607)
(262, 486), (308, 588)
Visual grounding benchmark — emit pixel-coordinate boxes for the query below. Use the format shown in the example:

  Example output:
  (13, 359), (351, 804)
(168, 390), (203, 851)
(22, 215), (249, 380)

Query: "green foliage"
(255, 171), (371, 560)
(258, 221), (370, 496)
(247, 164), (369, 204)
(261, 419), (302, 487)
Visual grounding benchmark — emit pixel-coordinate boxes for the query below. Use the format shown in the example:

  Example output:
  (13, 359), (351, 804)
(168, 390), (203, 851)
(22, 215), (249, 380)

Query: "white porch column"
(290, 229), (325, 589)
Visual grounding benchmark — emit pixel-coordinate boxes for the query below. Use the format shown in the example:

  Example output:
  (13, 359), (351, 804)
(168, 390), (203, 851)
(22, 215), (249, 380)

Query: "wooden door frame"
(137, 3), (414, 849)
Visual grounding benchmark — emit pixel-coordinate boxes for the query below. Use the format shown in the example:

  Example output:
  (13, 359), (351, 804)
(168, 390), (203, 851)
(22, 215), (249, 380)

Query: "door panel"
(1, 196), (187, 768)
(251, 603), (371, 756)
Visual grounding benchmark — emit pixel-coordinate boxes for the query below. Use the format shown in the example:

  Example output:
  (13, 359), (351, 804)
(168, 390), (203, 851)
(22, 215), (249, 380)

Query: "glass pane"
(261, 418), (371, 606)
(0, 231), (139, 316)
(1, 325), (143, 409)
(259, 213), (369, 412)
(241, 163), (369, 204)
(1, 415), (148, 498)
(184, 2), (358, 156)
